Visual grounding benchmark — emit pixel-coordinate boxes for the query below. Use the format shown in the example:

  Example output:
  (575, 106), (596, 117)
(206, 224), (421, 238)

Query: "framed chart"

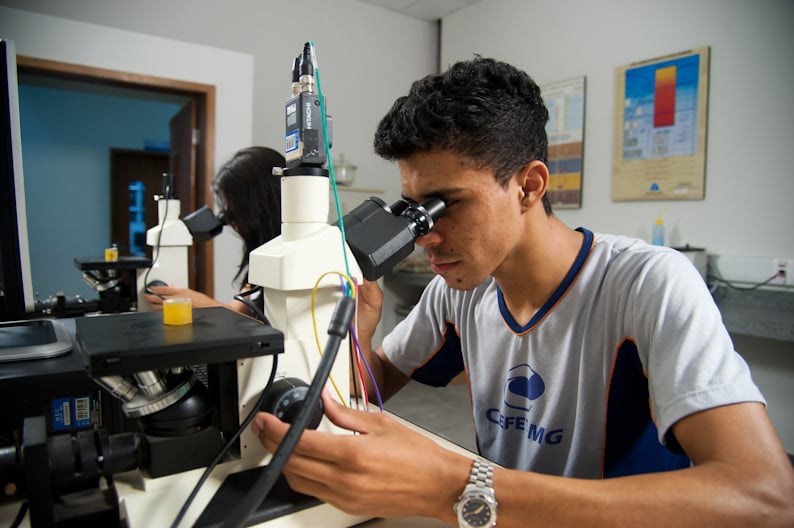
(612, 47), (710, 201)
(542, 76), (586, 209)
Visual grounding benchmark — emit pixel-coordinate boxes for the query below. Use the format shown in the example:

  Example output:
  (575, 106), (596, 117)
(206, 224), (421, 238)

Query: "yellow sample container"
(163, 297), (193, 325)
(104, 245), (119, 262)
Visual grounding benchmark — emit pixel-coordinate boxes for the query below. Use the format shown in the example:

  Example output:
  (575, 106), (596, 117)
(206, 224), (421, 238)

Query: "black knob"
(261, 377), (324, 429)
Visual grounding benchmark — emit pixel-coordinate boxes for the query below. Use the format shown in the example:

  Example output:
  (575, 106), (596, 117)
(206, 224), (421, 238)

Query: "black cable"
(169, 353), (279, 528)
(349, 335), (359, 404)
(233, 285), (270, 325)
(142, 189), (170, 298)
(708, 270), (784, 292)
(221, 295), (356, 528)
(9, 501), (28, 528)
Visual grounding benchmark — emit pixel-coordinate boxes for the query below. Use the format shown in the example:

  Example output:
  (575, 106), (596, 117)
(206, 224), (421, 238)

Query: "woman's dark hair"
(213, 146), (285, 285)
(374, 57), (552, 214)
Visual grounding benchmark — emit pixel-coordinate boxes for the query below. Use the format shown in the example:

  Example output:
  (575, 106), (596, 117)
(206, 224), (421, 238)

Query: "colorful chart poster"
(612, 47), (710, 201)
(542, 76), (586, 209)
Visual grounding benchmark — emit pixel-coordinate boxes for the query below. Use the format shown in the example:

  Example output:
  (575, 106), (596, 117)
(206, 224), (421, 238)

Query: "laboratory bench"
(384, 266), (794, 344)
(711, 286), (794, 343)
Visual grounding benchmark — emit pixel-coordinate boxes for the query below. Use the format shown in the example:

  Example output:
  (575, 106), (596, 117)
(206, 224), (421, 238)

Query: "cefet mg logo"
(503, 363), (545, 411)
(487, 363), (563, 445)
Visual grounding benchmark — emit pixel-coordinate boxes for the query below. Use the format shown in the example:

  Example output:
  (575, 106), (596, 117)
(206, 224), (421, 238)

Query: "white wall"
(442, 0), (794, 260)
(0, 0), (438, 302)
(442, 0), (794, 452)
(0, 6), (255, 304)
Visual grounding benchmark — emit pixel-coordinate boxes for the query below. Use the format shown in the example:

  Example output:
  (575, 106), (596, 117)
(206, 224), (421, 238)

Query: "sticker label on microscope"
(52, 398), (71, 430)
(52, 396), (92, 430)
(74, 396), (91, 425)
(286, 105), (297, 127)
(285, 130), (299, 153)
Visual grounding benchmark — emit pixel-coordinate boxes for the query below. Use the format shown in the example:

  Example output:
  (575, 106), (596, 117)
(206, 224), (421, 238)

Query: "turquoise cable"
(308, 40), (352, 291)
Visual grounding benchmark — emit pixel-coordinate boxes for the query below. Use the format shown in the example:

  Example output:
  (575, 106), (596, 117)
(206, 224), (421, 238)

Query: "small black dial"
(461, 497), (493, 527)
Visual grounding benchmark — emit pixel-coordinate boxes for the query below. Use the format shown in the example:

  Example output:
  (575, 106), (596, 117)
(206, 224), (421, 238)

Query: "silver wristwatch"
(454, 458), (497, 528)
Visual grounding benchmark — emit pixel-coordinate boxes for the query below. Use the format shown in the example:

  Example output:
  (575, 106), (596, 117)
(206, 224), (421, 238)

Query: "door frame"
(17, 55), (216, 297)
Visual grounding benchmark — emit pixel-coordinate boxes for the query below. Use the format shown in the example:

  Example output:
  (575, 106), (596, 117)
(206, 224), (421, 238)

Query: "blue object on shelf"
(129, 181), (146, 256)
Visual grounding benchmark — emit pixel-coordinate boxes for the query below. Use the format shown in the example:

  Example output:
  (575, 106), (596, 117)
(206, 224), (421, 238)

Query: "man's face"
(398, 150), (524, 290)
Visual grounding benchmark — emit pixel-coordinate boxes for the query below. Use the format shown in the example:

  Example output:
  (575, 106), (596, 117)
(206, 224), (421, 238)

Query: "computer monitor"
(0, 39), (35, 320)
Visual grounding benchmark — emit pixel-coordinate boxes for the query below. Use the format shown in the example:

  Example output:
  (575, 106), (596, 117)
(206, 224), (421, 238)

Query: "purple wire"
(334, 274), (383, 410)
(349, 322), (384, 411)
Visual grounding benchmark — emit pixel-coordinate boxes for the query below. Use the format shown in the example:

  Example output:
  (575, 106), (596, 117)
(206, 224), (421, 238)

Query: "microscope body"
(242, 173), (362, 458)
(135, 197), (192, 310)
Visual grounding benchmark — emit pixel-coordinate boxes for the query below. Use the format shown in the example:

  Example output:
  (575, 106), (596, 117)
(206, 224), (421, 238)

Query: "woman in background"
(145, 146), (284, 315)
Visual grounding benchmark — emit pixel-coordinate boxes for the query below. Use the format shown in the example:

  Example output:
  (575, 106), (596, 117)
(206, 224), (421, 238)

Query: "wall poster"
(612, 46), (710, 201)
(542, 76), (585, 209)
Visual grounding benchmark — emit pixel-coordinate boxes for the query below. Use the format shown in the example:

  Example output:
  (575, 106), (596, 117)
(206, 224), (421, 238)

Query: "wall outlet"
(708, 255), (792, 287)
(774, 259), (794, 286)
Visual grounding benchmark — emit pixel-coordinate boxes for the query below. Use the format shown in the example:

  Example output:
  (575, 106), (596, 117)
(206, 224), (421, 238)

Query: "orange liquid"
(163, 299), (192, 325)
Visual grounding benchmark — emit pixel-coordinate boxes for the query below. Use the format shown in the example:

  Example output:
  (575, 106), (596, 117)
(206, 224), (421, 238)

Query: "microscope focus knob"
(262, 377), (324, 429)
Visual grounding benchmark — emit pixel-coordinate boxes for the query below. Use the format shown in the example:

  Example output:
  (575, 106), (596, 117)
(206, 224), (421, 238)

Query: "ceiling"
(356, 0), (481, 21)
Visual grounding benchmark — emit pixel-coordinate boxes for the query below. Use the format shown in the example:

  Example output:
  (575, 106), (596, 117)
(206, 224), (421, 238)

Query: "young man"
(252, 58), (794, 527)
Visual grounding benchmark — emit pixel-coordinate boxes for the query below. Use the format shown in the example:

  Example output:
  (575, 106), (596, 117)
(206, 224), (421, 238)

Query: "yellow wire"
(310, 271), (357, 407)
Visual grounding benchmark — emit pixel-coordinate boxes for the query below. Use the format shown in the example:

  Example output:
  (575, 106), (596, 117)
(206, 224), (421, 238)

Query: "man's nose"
(415, 229), (442, 248)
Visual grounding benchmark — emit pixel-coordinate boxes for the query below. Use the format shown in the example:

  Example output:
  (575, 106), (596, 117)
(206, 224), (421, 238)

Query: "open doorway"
(17, 55), (216, 298)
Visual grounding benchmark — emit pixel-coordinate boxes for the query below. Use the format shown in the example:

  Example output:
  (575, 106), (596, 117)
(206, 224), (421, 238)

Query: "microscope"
(61, 173), (223, 317)
(243, 41), (445, 458)
(133, 173), (225, 312)
(2, 41), (445, 528)
(134, 173), (192, 308)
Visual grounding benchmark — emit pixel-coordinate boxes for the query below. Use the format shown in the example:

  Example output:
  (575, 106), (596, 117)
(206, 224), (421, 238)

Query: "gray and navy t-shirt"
(382, 228), (764, 479)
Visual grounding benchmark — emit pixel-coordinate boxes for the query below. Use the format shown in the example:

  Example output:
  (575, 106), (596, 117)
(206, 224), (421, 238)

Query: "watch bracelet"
(470, 458), (494, 488)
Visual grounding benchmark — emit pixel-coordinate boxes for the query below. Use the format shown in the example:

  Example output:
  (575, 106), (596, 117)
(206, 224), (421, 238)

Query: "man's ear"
(517, 161), (549, 210)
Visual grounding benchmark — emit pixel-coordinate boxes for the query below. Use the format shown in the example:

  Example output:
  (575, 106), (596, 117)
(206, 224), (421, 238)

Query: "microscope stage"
(75, 307), (283, 376)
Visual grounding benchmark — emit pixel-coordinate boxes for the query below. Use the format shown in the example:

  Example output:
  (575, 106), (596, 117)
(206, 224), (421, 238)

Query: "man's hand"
(356, 280), (384, 344)
(251, 391), (469, 523)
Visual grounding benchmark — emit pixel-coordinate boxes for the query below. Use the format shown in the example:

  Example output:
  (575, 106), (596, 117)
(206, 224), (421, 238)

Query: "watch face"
(461, 497), (493, 527)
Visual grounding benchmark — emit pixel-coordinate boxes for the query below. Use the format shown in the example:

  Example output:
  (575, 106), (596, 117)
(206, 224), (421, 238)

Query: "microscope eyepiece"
(399, 197), (445, 238)
(338, 196), (446, 280)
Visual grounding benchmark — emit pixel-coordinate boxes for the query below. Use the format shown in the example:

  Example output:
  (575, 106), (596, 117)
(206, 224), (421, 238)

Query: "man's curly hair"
(374, 57), (551, 214)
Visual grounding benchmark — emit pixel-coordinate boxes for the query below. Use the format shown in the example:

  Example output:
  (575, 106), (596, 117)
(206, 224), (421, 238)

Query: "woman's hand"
(144, 285), (222, 311)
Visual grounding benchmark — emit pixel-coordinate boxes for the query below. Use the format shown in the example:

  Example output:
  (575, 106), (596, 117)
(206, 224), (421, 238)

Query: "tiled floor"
(383, 380), (477, 454)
